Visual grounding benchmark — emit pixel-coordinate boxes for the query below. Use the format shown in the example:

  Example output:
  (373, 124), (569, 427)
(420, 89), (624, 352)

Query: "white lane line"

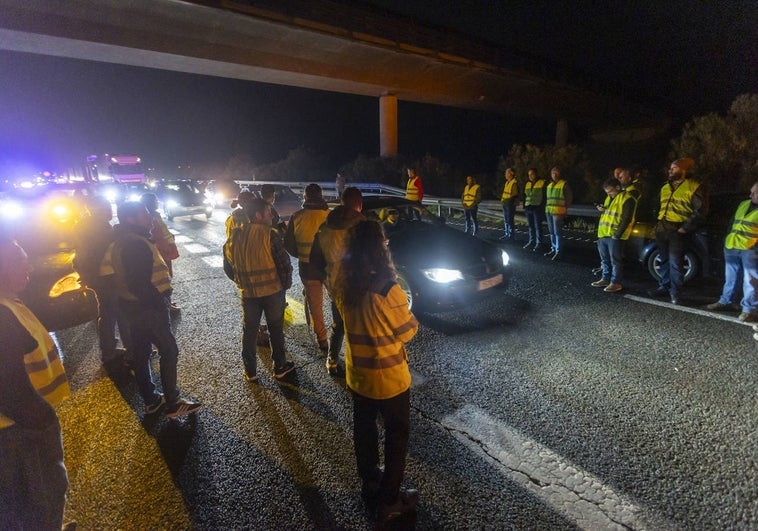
(623, 294), (753, 325)
(442, 405), (673, 530)
(202, 255), (224, 268)
(183, 243), (210, 254)
(174, 235), (191, 243)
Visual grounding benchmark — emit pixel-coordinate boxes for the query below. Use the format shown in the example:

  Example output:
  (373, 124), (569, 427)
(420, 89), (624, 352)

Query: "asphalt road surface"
(54, 210), (757, 530)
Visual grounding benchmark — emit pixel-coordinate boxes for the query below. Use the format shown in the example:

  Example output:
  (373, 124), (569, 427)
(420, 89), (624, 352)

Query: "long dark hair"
(336, 220), (396, 308)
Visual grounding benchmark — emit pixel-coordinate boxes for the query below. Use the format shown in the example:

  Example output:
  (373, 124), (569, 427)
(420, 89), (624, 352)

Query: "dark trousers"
(656, 228), (689, 297)
(464, 207), (478, 235)
(352, 389), (410, 504)
(502, 201), (516, 237)
(242, 290), (287, 374)
(93, 282), (131, 358)
(524, 206), (543, 245)
(0, 421), (68, 531)
(329, 298), (344, 359)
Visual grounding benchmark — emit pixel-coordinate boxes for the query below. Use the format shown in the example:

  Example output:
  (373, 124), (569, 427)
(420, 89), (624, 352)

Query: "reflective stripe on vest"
(545, 180), (568, 215)
(0, 298), (70, 429)
(597, 191), (635, 240)
(293, 209), (329, 263)
(462, 184), (480, 207)
(406, 177), (420, 201)
(501, 179), (518, 202)
(657, 179), (700, 222)
(232, 223), (282, 298)
(112, 233), (172, 301)
(725, 200), (758, 250)
(524, 179), (545, 206)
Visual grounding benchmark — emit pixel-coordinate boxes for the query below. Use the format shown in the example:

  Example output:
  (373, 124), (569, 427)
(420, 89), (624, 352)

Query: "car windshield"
(164, 182), (198, 194)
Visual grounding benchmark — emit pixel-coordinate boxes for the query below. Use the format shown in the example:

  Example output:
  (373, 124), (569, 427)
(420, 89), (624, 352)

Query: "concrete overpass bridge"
(0, 0), (667, 156)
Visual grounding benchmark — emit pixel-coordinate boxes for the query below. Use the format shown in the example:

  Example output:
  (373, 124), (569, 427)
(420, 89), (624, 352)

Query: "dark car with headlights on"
(362, 196), (509, 312)
(0, 182), (98, 330)
(154, 179), (213, 220)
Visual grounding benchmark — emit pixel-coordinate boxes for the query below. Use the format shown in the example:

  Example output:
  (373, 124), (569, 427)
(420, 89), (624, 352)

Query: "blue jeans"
(655, 228), (688, 297)
(121, 297), (180, 404)
(501, 201), (516, 237)
(546, 214), (565, 253)
(524, 207), (543, 246)
(0, 421), (68, 530)
(597, 237), (625, 284)
(719, 247), (758, 314)
(463, 207), (478, 235)
(242, 290), (287, 374)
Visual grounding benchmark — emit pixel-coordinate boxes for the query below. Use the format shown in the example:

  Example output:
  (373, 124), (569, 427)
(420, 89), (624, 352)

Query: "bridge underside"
(0, 0), (666, 140)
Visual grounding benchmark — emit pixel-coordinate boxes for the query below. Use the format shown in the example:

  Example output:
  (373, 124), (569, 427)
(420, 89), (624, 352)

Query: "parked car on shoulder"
(154, 179), (213, 220)
(361, 195), (510, 312)
(0, 182), (98, 330)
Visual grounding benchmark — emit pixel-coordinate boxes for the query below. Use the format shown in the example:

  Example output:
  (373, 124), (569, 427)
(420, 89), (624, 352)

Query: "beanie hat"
(674, 158), (694, 172)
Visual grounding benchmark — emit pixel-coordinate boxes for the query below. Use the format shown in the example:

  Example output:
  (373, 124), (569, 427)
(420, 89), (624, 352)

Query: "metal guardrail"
(236, 180), (600, 220)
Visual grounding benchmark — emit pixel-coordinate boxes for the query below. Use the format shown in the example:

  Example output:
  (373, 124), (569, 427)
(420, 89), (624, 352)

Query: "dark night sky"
(0, 0), (756, 177)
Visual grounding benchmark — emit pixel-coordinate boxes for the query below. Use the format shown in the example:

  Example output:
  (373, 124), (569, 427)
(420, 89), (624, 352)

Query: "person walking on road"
(111, 202), (202, 418)
(405, 168), (423, 203)
(284, 183), (330, 354)
(544, 166), (573, 260)
(499, 168), (519, 241)
(310, 187), (365, 374)
(522, 167), (545, 250)
(706, 181), (758, 322)
(647, 158), (706, 305)
(0, 237), (72, 531)
(332, 219), (420, 523)
(461, 175), (481, 236)
(225, 198), (295, 382)
(590, 178), (637, 293)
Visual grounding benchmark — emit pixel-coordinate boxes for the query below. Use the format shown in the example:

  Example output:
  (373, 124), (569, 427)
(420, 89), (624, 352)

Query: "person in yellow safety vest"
(461, 175), (481, 236)
(590, 178), (637, 293)
(647, 158), (706, 305)
(284, 183), (330, 353)
(499, 168), (520, 241)
(310, 187), (365, 374)
(332, 219), (420, 523)
(405, 168), (423, 203)
(141, 192), (181, 313)
(706, 182), (758, 322)
(226, 198), (295, 381)
(0, 238), (71, 530)
(544, 166), (573, 260)
(522, 167), (545, 250)
(111, 201), (203, 418)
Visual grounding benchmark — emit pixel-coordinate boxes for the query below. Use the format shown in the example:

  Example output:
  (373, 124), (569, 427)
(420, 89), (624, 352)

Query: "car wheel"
(396, 273), (414, 312)
(647, 249), (700, 283)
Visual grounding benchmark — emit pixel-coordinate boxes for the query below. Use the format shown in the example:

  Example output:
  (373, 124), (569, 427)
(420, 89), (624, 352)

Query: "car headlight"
(422, 268), (463, 283)
(1, 200), (24, 220)
(127, 193), (142, 202)
(48, 272), (82, 298)
(166, 199), (179, 208)
(501, 250), (510, 266)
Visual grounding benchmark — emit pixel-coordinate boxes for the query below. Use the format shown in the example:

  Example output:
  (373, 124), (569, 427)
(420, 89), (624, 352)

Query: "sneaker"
(543, 249), (556, 257)
(706, 302), (734, 311)
(273, 360), (296, 379)
(591, 279), (610, 287)
(522, 241), (534, 249)
(244, 371), (258, 383)
(325, 355), (338, 374)
(604, 283), (623, 293)
(377, 488), (419, 522)
(145, 394), (165, 415)
(591, 266), (603, 275)
(551, 251), (561, 261)
(164, 398), (203, 418)
(738, 312), (758, 323)
(169, 302), (181, 314)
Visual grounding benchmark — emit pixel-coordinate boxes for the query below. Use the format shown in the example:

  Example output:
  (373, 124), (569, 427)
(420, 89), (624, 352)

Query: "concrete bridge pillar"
(379, 93), (398, 157)
(555, 119), (569, 148)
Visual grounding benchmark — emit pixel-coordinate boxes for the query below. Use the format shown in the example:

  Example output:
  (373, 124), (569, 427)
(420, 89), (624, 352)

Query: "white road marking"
(174, 235), (191, 243)
(442, 405), (673, 530)
(202, 255), (224, 268)
(624, 294), (753, 325)
(183, 243), (210, 254)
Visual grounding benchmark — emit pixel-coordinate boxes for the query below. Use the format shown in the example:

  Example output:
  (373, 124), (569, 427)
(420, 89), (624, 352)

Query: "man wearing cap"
(647, 158), (706, 305)
(284, 184), (330, 353)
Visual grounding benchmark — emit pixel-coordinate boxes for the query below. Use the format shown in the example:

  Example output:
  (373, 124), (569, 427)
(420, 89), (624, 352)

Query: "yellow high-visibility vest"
(725, 200), (758, 250)
(545, 180), (568, 215)
(524, 179), (545, 207)
(597, 191), (636, 240)
(462, 184), (480, 207)
(657, 179), (700, 223)
(501, 179), (518, 202)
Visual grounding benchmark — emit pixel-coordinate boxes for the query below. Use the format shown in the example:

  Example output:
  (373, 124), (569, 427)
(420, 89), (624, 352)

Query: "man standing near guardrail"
(591, 178), (636, 293)
(705, 181), (758, 322)
(499, 168), (519, 241)
(544, 166), (572, 261)
(647, 158), (705, 305)
(522, 167), (545, 250)
(461, 175), (481, 236)
(405, 168), (423, 203)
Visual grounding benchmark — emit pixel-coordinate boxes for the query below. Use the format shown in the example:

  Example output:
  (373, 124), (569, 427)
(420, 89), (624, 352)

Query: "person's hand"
(677, 227), (686, 234)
